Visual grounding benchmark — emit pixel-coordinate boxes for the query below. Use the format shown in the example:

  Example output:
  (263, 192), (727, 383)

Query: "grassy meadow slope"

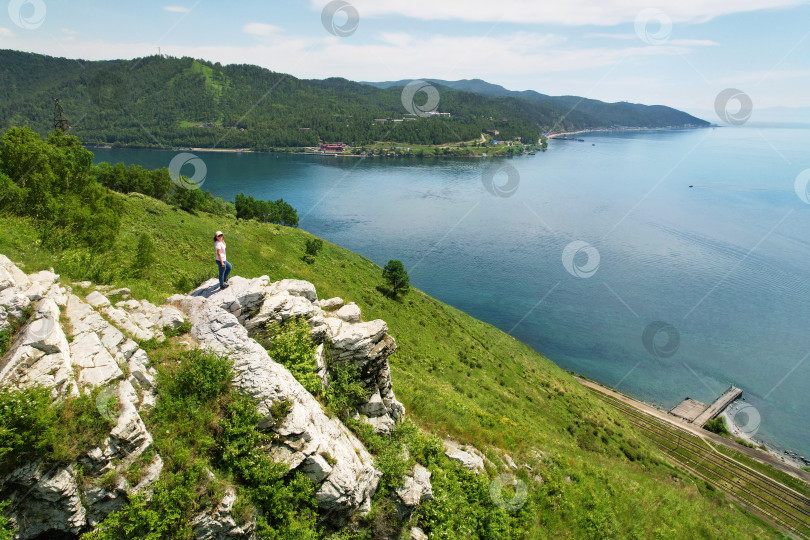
(0, 190), (782, 538)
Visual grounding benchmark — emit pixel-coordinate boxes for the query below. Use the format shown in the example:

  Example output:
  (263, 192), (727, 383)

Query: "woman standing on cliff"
(215, 231), (231, 289)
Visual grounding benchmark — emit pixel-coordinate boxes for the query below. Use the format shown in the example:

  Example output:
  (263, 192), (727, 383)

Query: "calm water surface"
(93, 126), (810, 459)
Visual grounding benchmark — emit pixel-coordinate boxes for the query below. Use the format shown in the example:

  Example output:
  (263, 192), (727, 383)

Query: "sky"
(2, 0), (810, 120)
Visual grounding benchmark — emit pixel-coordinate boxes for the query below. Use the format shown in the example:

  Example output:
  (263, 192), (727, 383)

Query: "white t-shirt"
(215, 240), (226, 262)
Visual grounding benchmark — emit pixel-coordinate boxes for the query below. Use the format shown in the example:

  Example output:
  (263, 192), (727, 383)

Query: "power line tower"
(53, 98), (70, 133)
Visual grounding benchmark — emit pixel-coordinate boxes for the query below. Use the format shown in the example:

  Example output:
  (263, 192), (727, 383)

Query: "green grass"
(0, 193), (792, 538)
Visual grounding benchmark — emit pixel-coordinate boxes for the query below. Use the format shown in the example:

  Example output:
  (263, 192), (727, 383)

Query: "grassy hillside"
(0, 191), (782, 538)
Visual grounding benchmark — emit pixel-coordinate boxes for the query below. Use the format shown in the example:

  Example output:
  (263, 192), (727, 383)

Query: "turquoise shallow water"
(93, 125), (810, 459)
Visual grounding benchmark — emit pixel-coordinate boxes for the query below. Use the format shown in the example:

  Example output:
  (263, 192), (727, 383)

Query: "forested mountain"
(363, 78), (708, 129)
(0, 50), (708, 150)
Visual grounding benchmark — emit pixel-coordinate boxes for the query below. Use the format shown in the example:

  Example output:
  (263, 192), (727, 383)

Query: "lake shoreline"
(575, 376), (810, 480)
(547, 125), (709, 140)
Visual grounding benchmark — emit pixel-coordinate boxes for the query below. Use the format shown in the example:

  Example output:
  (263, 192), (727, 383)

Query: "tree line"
(0, 127), (299, 252)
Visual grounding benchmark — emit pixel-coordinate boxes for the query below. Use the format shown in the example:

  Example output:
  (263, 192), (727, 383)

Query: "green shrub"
(302, 238), (323, 264)
(324, 362), (366, 421)
(0, 127), (122, 251)
(162, 321), (191, 338)
(160, 349), (233, 404)
(263, 318), (321, 395)
(704, 417), (730, 437)
(133, 233), (156, 278)
(49, 388), (117, 463)
(92, 348), (321, 538)
(0, 501), (16, 540)
(0, 386), (54, 475)
(0, 385), (114, 476)
(235, 193), (298, 227)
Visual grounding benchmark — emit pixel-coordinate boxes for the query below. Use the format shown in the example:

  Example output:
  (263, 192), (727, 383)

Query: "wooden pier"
(669, 386), (743, 427)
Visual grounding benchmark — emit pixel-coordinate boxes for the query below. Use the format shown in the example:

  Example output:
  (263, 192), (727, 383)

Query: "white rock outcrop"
(395, 464), (434, 518)
(0, 256), (407, 535)
(186, 276), (405, 435)
(170, 280), (387, 526)
(0, 257), (163, 539)
(191, 488), (254, 539)
(443, 440), (487, 473)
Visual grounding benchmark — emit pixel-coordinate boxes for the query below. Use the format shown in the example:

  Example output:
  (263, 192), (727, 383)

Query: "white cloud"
(164, 6), (190, 13)
(586, 34), (717, 46)
(585, 33), (638, 40)
(61, 29), (79, 36)
(0, 27), (15, 38)
(243, 23), (281, 37)
(2, 31), (691, 82)
(669, 39), (719, 46)
(310, 0), (806, 26)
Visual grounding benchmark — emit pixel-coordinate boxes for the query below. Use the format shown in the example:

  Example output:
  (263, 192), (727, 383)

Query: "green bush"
(324, 362), (366, 421)
(263, 318), (321, 395)
(704, 417), (730, 437)
(91, 348), (321, 539)
(160, 349), (233, 404)
(162, 321), (191, 338)
(0, 501), (16, 540)
(133, 233), (156, 278)
(0, 385), (114, 476)
(302, 238), (323, 264)
(0, 386), (54, 475)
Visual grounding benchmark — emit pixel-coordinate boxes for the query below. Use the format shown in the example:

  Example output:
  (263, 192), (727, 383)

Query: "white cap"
(215, 231), (223, 236)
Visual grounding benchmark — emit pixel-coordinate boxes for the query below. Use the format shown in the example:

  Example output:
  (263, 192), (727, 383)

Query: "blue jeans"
(217, 260), (232, 287)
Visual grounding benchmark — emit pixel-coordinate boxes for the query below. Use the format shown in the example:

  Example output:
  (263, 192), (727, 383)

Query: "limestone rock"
(395, 464), (433, 518)
(444, 440), (486, 473)
(186, 275), (404, 435)
(334, 302), (361, 323)
(1, 463), (86, 539)
(85, 291), (111, 308)
(319, 297), (344, 310)
(191, 488), (254, 540)
(170, 291), (381, 525)
(270, 278), (318, 302)
(0, 295), (73, 397)
(410, 527), (429, 540)
(158, 305), (186, 330)
(502, 453), (518, 470)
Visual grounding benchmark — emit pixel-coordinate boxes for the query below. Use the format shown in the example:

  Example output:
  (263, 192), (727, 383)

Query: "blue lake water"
(92, 126), (810, 459)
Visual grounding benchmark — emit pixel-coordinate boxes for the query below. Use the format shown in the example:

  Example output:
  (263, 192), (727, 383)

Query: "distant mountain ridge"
(0, 49), (708, 150)
(361, 78), (709, 129)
